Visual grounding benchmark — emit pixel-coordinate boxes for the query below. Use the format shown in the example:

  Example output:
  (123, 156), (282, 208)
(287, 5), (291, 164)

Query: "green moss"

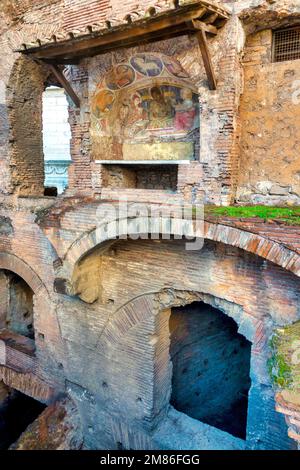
(271, 322), (300, 393)
(205, 205), (300, 226)
(268, 353), (293, 388)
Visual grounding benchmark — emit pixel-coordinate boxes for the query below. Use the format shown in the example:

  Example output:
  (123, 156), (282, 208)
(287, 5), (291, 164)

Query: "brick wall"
(60, 14), (243, 204)
(66, 64), (93, 193)
(63, 0), (111, 31)
(237, 29), (300, 205)
(0, 0), (299, 451)
(67, 237), (299, 450)
(0, 272), (9, 328)
(6, 57), (48, 196)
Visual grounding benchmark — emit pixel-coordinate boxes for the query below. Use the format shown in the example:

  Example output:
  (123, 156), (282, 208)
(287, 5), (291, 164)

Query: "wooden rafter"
(193, 20), (217, 90)
(47, 64), (80, 107)
(18, 2), (229, 91)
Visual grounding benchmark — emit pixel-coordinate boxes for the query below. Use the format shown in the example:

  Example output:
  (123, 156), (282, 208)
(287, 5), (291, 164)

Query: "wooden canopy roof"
(16, 1), (230, 103)
(17, 1), (229, 64)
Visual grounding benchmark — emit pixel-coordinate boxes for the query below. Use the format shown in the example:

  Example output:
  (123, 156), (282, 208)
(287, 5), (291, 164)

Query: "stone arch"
(96, 287), (293, 449)
(0, 252), (49, 299)
(98, 289), (256, 351)
(0, 252), (64, 400)
(58, 217), (300, 290)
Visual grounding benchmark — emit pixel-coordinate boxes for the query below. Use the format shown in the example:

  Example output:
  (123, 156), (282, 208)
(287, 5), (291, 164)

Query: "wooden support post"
(203, 12), (219, 24)
(193, 20), (217, 90)
(47, 64), (80, 107)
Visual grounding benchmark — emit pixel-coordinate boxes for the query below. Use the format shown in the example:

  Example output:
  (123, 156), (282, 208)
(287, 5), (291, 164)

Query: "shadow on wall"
(0, 383), (46, 449)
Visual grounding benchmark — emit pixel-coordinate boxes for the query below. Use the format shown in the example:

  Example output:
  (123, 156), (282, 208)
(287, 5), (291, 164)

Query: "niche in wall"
(91, 53), (199, 163)
(169, 302), (251, 439)
(101, 164), (178, 191)
(0, 270), (34, 340)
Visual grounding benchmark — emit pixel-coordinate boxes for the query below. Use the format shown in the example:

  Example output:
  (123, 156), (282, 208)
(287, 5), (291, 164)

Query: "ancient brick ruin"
(0, 0), (300, 451)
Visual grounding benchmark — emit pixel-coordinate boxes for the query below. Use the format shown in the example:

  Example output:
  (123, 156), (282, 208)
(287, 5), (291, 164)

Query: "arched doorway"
(0, 381), (46, 449)
(169, 301), (251, 439)
(0, 270), (34, 340)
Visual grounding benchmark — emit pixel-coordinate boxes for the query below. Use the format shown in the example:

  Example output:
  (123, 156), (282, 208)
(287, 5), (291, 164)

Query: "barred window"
(273, 26), (300, 62)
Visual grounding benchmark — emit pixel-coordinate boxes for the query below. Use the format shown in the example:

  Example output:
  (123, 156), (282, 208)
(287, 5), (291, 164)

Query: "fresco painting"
(91, 53), (199, 161)
(130, 54), (164, 77)
(105, 64), (135, 90)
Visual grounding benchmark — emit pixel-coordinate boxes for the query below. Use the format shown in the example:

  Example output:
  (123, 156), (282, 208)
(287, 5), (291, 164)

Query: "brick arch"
(97, 289), (294, 448)
(96, 288), (267, 441)
(98, 289), (257, 353)
(0, 252), (49, 298)
(58, 217), (300, 287)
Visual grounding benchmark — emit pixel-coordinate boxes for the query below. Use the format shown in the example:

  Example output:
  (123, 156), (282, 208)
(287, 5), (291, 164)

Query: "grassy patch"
(205, 205), (300, 226)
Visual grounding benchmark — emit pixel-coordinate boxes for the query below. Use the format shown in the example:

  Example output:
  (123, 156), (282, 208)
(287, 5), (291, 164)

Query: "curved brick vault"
(0, 251), (49, 298)
(98, 289), (256, 351)
(94, 288), (293, 449)
(0, 252), (58, 403)
(57, 217), (300, 289)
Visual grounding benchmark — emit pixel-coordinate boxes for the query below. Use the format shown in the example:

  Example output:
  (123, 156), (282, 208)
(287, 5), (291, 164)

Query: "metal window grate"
(273, 26), (300, 62)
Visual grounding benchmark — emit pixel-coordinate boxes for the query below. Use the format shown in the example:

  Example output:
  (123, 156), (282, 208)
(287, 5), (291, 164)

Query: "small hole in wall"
(102, 382), (108, 389)
(58, 363), (64, 370)
(107, 299), (114, 305)
(44, 187), (58, 197)
(116, 442), (124, 450)
(136, 397), (142, 403)
(38, 333), (45, 341)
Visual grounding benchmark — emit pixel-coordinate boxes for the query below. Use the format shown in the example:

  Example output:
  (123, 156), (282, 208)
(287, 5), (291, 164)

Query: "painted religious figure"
(91, 53), (199, 161)
(174, 89), (198, 131)
(148, 86), (174, 129)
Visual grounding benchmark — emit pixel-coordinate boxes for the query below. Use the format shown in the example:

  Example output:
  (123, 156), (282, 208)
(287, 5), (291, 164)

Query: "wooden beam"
(18, 2), (229, 66)
(193, 21), (217, 90)
(203, 12), (219, 24)
(49, 22), (199, 63)
(23, 6), (210, 60)
(25, 20), (217, 64)
(47, 64), (80, 107)
(192, 19), (217, 35)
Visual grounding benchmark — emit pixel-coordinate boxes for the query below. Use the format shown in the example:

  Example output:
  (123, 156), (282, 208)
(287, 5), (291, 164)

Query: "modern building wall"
(43, 86), (71, 193)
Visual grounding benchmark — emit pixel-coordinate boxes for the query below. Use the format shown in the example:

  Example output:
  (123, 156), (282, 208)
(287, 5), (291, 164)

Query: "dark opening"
(0, 386), (46, 449)
(44, 186), (58, 197)
(102, 164), (178, 191)
(0, 270), (35, 340)
(169, 302), (251, 439)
